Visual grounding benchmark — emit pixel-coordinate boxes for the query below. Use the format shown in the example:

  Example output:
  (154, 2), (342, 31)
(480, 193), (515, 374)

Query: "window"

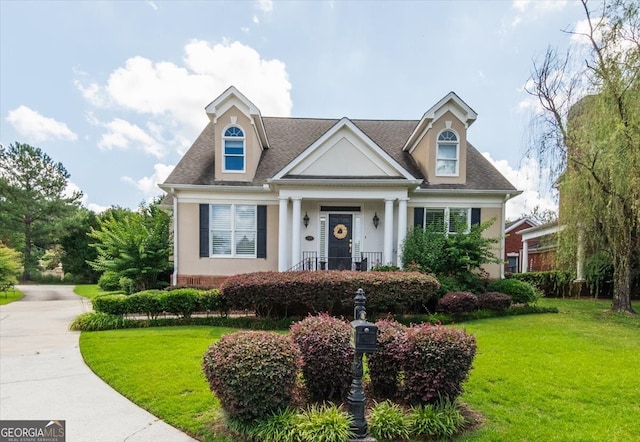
(223, 126), (245, 172)
(418, 207), (471, 234)
(425, 208), (446, 231)
(210, 204), (256, 257)
(448, 208), (470, 233)
(507, 256), (519, 273)
(436, 129), (459, 176)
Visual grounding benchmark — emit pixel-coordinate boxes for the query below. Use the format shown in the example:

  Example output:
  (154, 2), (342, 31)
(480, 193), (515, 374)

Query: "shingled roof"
(163, 116), (517, 192)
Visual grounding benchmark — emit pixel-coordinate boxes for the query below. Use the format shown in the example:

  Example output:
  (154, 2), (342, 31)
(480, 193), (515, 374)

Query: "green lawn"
(0, 287), (23, 305)
(74, 284), (122, 300)
(79, 298), (640, 441)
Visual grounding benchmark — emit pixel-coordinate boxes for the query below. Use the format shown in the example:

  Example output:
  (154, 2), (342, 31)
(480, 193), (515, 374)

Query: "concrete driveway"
(0, 285), (196, 442)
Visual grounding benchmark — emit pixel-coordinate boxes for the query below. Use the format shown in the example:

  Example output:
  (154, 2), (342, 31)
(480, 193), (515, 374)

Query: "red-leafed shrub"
(289, 314), (353, 403)
(367, 319), (408, 400)
(221, 271), (440, 318)
(202, 331), (302, 422)
(477, 291), (512, 311)
(400, 324), (477, 405)
(436, 291), (478, 314)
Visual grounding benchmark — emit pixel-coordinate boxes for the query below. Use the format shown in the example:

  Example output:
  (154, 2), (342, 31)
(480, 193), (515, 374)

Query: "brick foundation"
(176, 275), (229, 289)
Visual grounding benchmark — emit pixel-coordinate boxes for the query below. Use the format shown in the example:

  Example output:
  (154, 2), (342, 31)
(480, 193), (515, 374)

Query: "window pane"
(211, 205), (231, 229)
(224, 126), (244, 137)
(449, 209), (469, 233)
(212, 231), (232, 255)
(425, 209), (445, 231)
(235, 231), (256, 255)
(225, 140), (244, 153)
(437, 159), (456, 175)
(235, 205), (256, 230)
(438, 144), (457, 159)
(438, 130), (457, 141)
(225, 156), (244, 171)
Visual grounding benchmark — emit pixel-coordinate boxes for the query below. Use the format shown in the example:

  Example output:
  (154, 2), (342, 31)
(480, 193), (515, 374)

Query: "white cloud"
(482, 152), (558, 220)
(256, 0), (273, 13)
(253, 15), (259, 24)
(6, 106), (78, 143)
(63, 181), (108, 213)
(511, 0), (568, 28)
(122, 163), (174, 202)
(76, 40), (292, 156)
(89, 115), (165, 158)
(146, 1), (158, 11)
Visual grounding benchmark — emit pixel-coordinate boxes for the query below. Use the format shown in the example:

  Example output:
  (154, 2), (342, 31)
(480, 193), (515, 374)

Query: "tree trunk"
(611, 250), (636, 314)
(22, 217), (31, 281)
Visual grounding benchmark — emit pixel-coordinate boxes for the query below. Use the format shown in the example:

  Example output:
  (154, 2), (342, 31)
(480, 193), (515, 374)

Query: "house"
(517, 221), (565, 274)
(504, 217), (538, 274)
(159, 86), (520, 287)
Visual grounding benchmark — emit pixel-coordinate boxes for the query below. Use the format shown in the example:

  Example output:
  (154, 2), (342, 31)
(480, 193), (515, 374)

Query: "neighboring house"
(517, 221), (564, 273)
(160, 86), (520, 287)
(504, 217), (538, 274)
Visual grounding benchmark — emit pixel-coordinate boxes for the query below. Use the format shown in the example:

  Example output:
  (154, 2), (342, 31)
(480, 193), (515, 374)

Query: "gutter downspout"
(171, 188), (178, 286)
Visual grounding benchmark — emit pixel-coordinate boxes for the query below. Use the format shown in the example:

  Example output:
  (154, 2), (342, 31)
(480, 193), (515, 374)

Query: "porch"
(288, 251), (384, 271)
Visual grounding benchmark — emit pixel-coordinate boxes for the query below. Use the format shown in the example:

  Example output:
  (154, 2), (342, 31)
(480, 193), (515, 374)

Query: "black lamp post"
(348, 288), (378, 440)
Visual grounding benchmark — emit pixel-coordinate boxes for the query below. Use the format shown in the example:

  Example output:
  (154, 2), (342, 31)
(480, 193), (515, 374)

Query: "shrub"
(222, 271), (440, 318)
(69, 312), (128, 331)
(202, 331), (301, 422)
(297, 404), (354, 442)
(97, 271), (121, 291)
(369, 400), (411, 441)
(126, 290), (164, 319)
(436, 292), (478, 314)
(368, 319), (408, 400)
(409, 399), (466, 438)
(487, 279), (537, 304)
(512, 270), (573, 298)
(477, 292), (512, 311)
(119, 276), (135, 295)
(250, 407), (301, 442)
(197, 289), (228, 316)
(161, 288), (199, 318)
(289, 314), (353, 403)
(401, 324), (476, 405)
(92, 294), (128, 315)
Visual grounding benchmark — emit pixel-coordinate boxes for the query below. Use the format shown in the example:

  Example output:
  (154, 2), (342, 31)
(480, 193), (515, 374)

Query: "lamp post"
(348, 288), (378, 440)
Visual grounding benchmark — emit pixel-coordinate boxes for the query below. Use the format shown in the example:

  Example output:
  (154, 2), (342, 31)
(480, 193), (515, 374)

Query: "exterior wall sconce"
(372, 212), (379, 229)
(303, 212), (310, 228)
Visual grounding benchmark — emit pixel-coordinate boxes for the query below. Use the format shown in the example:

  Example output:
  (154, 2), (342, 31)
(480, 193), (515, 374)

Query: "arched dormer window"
(223, 126), (245, 172)
(436, 129), (459, 176)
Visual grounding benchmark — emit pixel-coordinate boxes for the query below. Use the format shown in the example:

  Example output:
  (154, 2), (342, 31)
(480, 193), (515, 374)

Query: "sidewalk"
(0, 285), (197, 442)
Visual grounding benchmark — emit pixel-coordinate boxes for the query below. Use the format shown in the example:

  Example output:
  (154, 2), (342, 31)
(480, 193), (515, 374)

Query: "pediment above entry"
(272, 118), (417, 180)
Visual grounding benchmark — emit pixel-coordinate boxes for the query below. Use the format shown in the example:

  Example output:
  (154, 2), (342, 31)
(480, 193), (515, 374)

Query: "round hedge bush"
(487, 279), (537, 304)
(289, 314), (353, 403)
(477, 292), (512, 311)
(436, 291), (478, 314)
(368, 319), (408, 400)
(401, 324), (477, 405)
(202, 331), (302, 422)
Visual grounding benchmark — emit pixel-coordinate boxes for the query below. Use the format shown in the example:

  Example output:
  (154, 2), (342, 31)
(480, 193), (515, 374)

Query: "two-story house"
(160, 86), (520, 287)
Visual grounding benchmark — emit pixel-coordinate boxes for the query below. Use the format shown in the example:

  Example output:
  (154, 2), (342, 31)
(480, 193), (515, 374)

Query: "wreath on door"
(333, 224), (348, 240)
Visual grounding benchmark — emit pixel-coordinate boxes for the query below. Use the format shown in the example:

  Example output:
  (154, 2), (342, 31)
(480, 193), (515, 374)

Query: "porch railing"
(287, 251), (383, 272)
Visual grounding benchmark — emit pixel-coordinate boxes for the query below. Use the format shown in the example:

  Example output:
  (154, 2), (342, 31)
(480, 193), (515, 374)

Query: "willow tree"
(527, 0), (639, 313)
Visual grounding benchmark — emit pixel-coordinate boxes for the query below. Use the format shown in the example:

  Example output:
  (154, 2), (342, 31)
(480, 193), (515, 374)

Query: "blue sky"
(1, 0), (587, 218)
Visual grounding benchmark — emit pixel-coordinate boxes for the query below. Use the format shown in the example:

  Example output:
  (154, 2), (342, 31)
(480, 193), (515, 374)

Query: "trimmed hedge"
(221, 271), (440, 318)
(511, 271), (573, 298)
(92, 294), (129, 316)
(477, 292), (512, 311)
(487, 279), (537, 304)
(202, 331), (302, 422)
(368, 319), (408, 400)
(436, 292), (478, 314)
(126, 290), (164, 319)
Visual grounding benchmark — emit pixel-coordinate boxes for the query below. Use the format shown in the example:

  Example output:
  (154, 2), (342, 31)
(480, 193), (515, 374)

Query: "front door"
(328, 214), (353, 270)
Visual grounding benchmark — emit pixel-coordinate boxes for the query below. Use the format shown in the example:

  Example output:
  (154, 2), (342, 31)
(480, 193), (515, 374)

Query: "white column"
(396, 198), (408, 268)
(278, 197), (289, 271)
(291, 197), (302, 268)
(521, 240), (529, 273)
(384, 198), (394, 265)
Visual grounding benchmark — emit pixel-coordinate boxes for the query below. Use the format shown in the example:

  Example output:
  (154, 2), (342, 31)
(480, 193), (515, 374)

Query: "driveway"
(0, 285), (196, 442)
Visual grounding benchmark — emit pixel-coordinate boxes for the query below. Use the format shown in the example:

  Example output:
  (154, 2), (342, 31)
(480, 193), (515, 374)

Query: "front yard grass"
(0, 286), (23, 305)
(79, 298), (640, 441)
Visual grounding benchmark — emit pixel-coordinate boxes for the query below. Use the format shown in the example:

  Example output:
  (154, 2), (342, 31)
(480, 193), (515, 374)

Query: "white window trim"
(210, 204), (257, 258)
(222, 125), (246, 173)
(435, 129), (459, 177)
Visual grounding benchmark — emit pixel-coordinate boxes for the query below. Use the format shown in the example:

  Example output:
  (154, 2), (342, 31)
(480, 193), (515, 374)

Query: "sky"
(0, 0), (591, 219)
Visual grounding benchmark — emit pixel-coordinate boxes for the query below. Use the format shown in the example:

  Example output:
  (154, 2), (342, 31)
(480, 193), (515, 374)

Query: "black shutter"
(257, 205), (267, 258)
(414, 207), (424, 228)
(199, 204), (209, 257)
(471, 208), (481, 226)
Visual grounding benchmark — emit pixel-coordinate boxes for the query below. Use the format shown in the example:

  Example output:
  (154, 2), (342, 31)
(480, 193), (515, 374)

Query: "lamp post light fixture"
(303, 212), (310, 228)
(372, 212), (379, 229)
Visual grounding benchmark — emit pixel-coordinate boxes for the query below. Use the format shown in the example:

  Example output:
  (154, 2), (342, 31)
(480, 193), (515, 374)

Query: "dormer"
(403, 92), (477, 185)
(205, 86), (269, 182)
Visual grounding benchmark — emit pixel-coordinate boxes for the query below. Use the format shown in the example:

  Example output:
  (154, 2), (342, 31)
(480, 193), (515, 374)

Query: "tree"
(527, 0), (639, 313)
(0, 242), (22, 286)
(0, 142), (83, 280)
(59, 207), (100, 283)
(88, 201), (172, 292)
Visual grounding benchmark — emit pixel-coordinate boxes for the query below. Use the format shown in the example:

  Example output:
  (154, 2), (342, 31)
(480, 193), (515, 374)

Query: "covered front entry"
(328, 214), (352, 270)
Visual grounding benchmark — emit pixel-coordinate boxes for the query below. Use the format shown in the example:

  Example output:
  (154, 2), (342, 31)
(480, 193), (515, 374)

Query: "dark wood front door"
(328, 214), (352, 270)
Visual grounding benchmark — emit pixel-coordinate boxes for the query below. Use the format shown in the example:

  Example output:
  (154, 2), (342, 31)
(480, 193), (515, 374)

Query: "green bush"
(368, 319), (408, 400)
(369, 400), (411, 441)
(197, 289), (228, 316)
(222, 271), (440, 318)
(400, 324), (477, 405)
(289, 314), (353, 403)
(487, 279), (537, 304)
(250, 407), (301, 442)
(92, 294), (128, 315)
(126, 290), (165, 319)
(436, 292), (479, 314)
(410, 399), (466, 438)
(119, 276), (135, 295)
(98, 271), (121, 291)
(296, 404), (354, 442)
(69, 312), (128, 331)
(477, 292), (512, 311)
(202, 331), (302, 422)
(512, 270), (573, 298)
(0, 243), (22, 286)
(160, 288), (199, 318)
